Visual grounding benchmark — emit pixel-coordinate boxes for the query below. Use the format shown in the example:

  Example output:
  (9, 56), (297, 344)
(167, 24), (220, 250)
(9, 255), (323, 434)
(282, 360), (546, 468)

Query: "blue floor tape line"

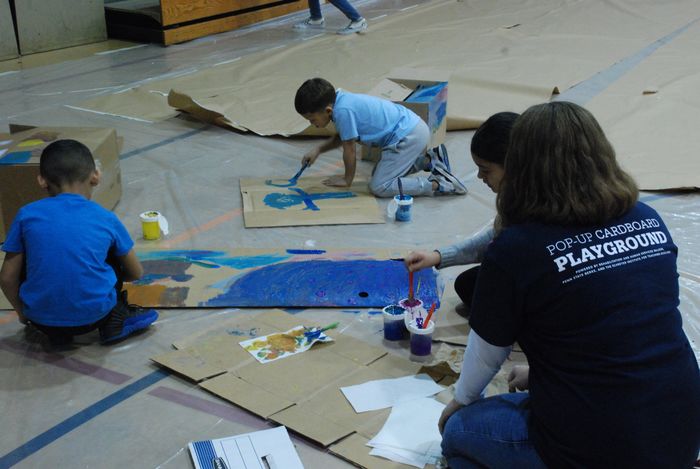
(120, 126), (210, 160)
(0, 369), (170, 468)
(556, 17), (700, 105)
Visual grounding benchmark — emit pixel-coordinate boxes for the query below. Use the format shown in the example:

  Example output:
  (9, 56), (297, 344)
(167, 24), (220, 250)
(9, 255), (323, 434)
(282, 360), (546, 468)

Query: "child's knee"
(369, 180), (394, 198)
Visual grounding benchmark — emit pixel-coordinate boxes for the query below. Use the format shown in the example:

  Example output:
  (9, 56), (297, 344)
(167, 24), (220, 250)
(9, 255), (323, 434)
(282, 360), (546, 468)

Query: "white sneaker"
(337, 17), (367, 35)
(294, 17), (325, 30)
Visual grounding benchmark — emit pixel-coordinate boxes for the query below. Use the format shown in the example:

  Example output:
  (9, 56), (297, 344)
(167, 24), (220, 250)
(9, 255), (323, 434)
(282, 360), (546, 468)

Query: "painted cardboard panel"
(240, 177), (384, 228)
(123, 249), (441, 308)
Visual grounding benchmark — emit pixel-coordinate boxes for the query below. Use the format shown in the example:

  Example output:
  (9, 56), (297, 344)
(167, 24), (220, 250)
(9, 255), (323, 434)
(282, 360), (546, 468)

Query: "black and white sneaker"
(430, 164), (467, 195)
(428, 144), (451, 173)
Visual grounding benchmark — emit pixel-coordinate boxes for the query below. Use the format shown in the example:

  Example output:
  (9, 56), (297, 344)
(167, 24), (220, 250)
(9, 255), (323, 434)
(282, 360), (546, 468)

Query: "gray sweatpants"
(369, 120), (433, 197)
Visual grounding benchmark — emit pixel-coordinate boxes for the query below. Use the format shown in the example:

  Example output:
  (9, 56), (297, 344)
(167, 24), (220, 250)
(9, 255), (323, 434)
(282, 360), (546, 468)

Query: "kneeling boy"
(295, 77), (466, 197)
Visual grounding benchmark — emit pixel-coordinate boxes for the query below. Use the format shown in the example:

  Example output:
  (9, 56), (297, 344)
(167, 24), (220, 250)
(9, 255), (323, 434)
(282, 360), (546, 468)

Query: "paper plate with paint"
(240, 326), (333, 363)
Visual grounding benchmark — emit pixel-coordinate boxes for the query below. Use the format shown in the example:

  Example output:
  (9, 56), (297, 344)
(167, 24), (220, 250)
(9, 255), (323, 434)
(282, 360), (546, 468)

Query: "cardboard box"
(152, 310), (451, 468)
(0, 125), (122, 240)
(361, 77), (448, 162)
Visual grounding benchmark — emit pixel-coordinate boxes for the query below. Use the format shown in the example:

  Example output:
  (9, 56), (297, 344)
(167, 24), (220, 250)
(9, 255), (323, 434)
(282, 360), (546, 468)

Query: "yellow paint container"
(140, 211), (169, 240)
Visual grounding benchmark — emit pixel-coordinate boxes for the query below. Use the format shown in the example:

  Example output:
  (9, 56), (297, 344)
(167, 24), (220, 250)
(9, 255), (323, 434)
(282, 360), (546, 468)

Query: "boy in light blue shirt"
(0, 139), (157, 346)
(295, 77), (466, 197)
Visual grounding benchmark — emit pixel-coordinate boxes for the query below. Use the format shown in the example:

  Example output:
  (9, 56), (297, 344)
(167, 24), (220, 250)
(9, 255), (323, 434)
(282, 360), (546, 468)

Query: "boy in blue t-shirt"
(294, 77), (467, 197)
(0, 139), (157, 346)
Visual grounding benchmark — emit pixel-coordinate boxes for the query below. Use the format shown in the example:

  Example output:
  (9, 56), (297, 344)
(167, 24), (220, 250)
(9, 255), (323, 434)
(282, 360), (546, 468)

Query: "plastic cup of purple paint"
(400, 297), (425, 327)
(383, 304), (407, 341)
(407, 318), (435, 357)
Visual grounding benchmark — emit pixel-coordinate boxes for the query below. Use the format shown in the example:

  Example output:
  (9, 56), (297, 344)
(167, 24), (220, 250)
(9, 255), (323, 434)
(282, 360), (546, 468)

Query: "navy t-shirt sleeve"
(469, 250), (522, 347)
(2, 210), (25, 253)
(110, 214), (134, 257)
(333, 108), (359, 142)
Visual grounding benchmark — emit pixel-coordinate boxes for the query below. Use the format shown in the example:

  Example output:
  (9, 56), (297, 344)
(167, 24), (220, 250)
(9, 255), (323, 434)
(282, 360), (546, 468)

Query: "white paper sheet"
(340, 374), (444, 413)
(188, 426), (304, 469)
(367, 397), (445, 468)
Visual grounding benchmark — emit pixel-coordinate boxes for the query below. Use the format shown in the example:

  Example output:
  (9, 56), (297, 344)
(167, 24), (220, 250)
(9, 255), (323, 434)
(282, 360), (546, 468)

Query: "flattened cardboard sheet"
(240, 177), (383, 228)
(152, 310), (442, 468)
(123, 248), (441, 309)
(587, 19), (700, 190)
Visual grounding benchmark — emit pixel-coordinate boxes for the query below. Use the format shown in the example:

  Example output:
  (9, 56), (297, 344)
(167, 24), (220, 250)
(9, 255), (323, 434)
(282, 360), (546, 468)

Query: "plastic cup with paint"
(383, 304), (407, 341)
(387, 195), (413, 222)
(400, 297), (425, 325)
(408, 318), (435, 357)
(140, 211), (169, 240)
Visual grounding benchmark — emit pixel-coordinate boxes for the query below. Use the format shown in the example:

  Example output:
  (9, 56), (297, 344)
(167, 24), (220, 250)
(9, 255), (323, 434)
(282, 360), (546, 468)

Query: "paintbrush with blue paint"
(289, 162), (309, 185)
(397, 177), (405, 200)
(304, 321), (339, 340)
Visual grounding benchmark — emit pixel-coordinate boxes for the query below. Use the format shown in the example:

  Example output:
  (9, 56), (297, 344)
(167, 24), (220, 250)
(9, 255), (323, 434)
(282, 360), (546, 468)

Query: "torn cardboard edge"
(151, 309), (454, 468)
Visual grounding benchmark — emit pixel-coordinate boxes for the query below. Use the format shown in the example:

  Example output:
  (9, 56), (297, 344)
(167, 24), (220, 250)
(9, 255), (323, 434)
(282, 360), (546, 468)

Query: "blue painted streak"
(203, 259), (440, 308)
(286, 249), (327, 255)
(0, 369), (169, 468)
(0, 151), (32, 165)
(263, 187), (355, 211)
(137, 250), (291, 269)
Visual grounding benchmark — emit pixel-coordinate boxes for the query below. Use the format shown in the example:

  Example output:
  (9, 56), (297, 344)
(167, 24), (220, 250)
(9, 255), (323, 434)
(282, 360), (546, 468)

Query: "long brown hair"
(497, 102), (638, 228)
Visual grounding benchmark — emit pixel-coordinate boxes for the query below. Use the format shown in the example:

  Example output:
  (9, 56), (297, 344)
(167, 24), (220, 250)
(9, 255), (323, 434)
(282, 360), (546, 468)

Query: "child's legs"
(31, 315), (110, 342)
(307, 0), (323, 19)
(328, 0), (361, 21)
(370, 121), (432, 197)
(455, 266), (480, 308)
(441, 393), (547, 469)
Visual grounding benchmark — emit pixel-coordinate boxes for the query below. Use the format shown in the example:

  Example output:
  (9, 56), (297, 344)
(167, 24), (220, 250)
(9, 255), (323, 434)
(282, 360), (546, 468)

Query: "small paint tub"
(383, 304), (407, 341)
(407, 318), (435, 357)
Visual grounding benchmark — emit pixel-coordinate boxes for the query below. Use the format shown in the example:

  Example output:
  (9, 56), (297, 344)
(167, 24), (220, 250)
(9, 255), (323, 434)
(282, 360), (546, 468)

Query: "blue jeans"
(308, 0), (361, 21)
(441, 393), (548, 469)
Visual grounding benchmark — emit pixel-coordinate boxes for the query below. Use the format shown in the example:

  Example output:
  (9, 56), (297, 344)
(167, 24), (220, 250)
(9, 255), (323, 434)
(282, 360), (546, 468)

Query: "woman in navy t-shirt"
(439, 102), (700, 468)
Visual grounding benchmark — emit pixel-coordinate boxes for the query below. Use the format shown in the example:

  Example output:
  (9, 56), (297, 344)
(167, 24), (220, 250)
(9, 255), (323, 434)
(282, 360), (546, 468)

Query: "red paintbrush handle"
(423, 303), (436, 329)
(409, 271), (414, 299)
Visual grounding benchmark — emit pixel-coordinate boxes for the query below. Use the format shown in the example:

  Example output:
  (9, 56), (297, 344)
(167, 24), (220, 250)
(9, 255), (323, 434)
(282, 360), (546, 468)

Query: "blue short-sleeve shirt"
(2, 193), (134, 326)
(332, 90), (421, 148)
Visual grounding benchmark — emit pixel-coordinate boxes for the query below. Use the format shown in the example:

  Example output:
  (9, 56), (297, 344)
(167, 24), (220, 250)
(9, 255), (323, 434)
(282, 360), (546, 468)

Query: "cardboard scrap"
(240, 177), (384, 228)
(152, 310), (453, 468)
(0, 125), (122, 240)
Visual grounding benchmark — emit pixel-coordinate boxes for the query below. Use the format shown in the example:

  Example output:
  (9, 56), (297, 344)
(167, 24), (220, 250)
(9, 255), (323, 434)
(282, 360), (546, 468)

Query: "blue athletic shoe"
(100, 293), (158, 344)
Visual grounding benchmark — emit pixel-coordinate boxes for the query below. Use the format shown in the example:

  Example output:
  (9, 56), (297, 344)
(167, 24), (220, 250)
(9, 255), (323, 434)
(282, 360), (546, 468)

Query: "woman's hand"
(404, 250), (441, 272)
(508, 364), (530, 392)
(438, 399), (464, 434)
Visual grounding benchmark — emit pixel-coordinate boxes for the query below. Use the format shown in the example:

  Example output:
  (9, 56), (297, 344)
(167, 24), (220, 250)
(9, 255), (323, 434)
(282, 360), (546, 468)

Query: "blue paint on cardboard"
(202, 259), (440, 308)
(286, 249), (327, 255)
(137, 250), (291, 270)
(0, 151), (32, 165)
(263, 187), (356, 211)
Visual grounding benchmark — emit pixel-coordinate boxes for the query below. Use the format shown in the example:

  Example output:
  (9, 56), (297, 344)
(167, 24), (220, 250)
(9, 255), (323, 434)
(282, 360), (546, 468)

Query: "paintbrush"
(289, 162), (309, 185)
(397, 177), (405, 200)
(422, 303), (436, 329)
(408, 270), (414, 300)
(304, 321), (340, 340)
